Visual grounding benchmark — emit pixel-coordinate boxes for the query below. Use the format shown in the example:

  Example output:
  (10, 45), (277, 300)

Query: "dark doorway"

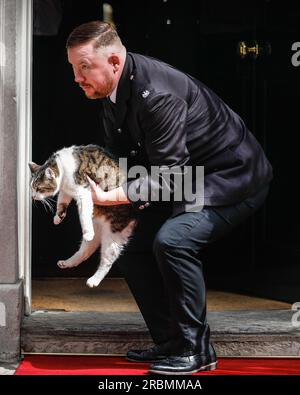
(31, 0), (300, 302)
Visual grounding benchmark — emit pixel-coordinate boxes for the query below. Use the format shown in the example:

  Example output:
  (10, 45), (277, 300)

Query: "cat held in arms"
(29, 145), (137, 288)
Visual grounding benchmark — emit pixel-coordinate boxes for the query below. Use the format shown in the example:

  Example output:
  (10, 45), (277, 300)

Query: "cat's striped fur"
(29, 145), (137, 287)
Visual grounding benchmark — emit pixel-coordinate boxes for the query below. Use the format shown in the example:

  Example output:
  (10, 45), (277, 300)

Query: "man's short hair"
(66, 21), (121, 50)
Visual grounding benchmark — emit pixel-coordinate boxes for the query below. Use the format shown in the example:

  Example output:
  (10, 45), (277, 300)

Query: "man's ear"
(28, 162), (41, 174)
(108, 55), (121, 72)
(45, 167), (55, 179)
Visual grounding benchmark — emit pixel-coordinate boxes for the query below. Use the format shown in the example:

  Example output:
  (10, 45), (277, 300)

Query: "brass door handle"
(238, 41), (271, 59)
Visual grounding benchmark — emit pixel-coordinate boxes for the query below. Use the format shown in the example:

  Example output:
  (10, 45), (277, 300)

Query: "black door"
(188, 1), (300, 302)
(242, 1), (300, 302)
(32, 0), (300, 302)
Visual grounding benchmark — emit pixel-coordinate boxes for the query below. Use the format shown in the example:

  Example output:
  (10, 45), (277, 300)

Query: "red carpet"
(15, 355), (300, 375)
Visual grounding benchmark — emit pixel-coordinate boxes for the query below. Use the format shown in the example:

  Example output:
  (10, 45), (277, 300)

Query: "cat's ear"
(28, 162), (41, 174)
(45, 167), (56, 179)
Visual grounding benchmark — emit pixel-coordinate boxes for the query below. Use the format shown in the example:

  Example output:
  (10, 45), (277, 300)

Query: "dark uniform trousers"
(116, 184), (269, 356)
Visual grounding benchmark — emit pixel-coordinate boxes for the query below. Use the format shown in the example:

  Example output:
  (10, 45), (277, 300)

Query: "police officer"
(66, 21), (272, 375)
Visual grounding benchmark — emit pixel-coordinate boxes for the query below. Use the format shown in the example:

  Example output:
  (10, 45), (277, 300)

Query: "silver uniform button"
(130, 150), (138, 157)
(139, 205), (145, 210)
(142, 90), (150, 98)
(117, 128), (122, 133)
(144, 202), (150, 207)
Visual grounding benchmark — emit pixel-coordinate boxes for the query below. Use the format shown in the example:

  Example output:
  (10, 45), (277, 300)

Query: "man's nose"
(74, 70), (85, 83)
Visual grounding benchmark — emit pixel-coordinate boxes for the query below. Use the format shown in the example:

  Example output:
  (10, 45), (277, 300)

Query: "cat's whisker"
(50, 201), (55, 213)
(48, 202), (55, 214)
(43, 199), (50, 212)
(44, 198), (54, 214)
(41, 199), (49, 213)
(40, 200), (46, 212)
(43, 199), (51, 214)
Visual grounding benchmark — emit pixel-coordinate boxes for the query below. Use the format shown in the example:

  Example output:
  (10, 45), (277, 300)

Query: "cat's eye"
(39, 187), (52, 193)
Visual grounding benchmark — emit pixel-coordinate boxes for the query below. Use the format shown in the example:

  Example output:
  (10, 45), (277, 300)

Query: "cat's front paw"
(86, 275), (101, 288)
(53, 215), (62, 225)
(83, 230), (95, 241)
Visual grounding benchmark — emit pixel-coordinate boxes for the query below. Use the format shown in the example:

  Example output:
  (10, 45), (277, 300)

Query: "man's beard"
(84, 74), (114, 100)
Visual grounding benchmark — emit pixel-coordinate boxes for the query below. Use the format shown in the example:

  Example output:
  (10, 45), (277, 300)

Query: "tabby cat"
(29, 145), (137, 288)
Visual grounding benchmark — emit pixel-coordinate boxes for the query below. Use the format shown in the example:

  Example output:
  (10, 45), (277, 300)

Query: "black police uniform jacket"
(101, 52), (273, 216)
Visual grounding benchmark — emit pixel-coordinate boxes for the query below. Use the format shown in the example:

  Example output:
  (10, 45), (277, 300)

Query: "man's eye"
(81, 64), (89, 71)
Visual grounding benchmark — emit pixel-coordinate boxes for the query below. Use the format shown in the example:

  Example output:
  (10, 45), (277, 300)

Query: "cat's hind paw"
(83, 230), (95, 241)
(86, 275), (101, 288)
(57, 260), (72, 269)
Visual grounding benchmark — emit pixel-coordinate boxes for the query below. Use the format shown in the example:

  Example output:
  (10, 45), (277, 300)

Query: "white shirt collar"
(109, 82), (118, 104)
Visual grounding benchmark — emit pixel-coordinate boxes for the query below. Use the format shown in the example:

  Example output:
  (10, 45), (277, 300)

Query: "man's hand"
(86, 174), (130, 206)
(86, 175), (108, 204)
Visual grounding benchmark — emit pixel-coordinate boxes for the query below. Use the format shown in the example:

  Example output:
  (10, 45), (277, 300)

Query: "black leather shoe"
(149, 344), (217, 375)
(126, 343), (171, 362)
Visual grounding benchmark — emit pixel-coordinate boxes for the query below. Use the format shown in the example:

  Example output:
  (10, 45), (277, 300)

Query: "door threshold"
(21, 309), (300, 357)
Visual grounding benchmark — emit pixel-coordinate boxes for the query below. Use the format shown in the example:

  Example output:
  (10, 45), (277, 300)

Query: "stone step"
(21, 309), (300, 356)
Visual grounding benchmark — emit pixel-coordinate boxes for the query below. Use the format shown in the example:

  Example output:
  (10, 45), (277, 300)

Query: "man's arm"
(86, 175), (130, 206)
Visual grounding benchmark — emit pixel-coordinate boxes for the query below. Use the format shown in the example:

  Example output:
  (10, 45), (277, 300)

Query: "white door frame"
(16, 0), (33, 315)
